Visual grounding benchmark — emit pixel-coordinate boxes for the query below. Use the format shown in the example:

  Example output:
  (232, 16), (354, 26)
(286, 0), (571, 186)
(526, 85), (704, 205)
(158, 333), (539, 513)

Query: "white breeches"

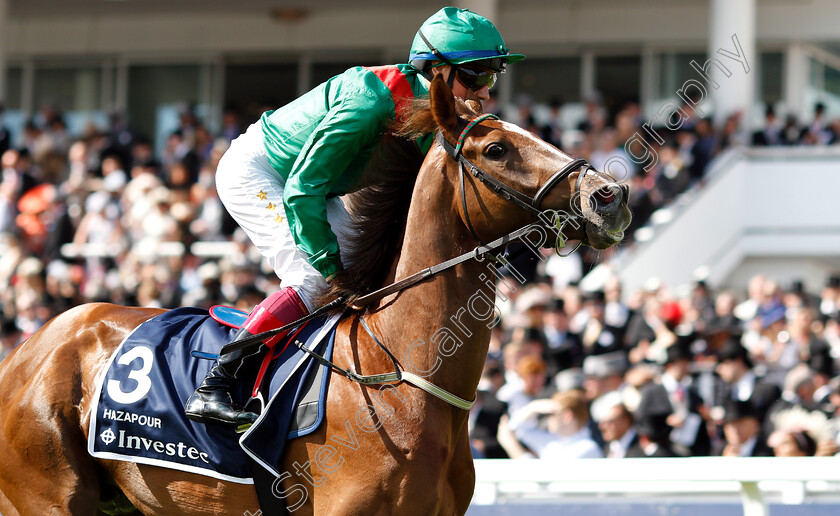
(215, 121), (353, 311)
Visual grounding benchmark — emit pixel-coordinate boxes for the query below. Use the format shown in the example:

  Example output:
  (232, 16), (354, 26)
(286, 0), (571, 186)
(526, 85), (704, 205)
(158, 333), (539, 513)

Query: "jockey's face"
(432, 65), (492, 102)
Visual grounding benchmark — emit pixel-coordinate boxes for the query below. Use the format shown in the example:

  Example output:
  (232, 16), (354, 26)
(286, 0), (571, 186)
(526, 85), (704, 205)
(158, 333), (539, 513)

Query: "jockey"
(185, 6), (525, 425)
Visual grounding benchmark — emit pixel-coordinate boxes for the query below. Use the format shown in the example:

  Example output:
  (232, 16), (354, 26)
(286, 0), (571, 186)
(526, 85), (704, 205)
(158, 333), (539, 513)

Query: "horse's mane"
(326, 96), (476, 303)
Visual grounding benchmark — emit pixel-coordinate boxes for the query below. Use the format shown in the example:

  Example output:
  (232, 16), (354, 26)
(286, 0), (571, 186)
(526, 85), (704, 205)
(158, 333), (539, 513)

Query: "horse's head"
(427, 74), (631, 251)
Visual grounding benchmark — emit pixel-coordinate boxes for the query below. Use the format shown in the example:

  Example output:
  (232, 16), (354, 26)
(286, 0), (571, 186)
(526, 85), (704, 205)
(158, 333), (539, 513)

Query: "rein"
(221, 113), (602, 411)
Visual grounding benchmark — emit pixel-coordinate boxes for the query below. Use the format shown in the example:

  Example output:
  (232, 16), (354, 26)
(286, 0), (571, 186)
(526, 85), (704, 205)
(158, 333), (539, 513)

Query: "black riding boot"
(184, 327), (265, 425)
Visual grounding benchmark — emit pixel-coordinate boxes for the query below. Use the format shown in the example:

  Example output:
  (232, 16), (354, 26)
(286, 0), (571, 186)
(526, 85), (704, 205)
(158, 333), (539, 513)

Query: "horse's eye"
(485, 143), (506, 159)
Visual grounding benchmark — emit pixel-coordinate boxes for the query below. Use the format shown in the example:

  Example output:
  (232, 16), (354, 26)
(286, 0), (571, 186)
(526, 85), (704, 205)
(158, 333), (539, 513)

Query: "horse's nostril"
(593, 187), (616, 205)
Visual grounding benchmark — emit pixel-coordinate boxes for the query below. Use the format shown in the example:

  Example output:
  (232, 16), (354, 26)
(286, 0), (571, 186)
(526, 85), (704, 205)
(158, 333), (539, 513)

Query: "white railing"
(472, 457), (840, 516)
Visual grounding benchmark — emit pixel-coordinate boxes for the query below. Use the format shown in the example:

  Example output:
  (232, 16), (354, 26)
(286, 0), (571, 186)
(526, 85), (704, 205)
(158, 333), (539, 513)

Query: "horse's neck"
(372, 163), (491, 403)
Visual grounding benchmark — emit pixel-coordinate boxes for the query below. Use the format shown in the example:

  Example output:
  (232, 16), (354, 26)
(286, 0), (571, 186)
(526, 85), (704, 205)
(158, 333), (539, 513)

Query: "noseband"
(435, 113), (596, 248)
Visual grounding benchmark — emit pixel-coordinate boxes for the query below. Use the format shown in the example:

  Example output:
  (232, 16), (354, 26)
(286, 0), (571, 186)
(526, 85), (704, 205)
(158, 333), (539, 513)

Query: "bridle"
(435, 113), (595, 248)
(220, 112), (618, 412)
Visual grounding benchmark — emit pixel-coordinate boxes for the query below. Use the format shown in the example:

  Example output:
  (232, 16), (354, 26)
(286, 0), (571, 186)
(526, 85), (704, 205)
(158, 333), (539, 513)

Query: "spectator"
(752, 105), (783, 146)
(0, 105), (10, 155)
(512, 285), (551, 331)
(704, 290), (741, 337)
(768, 428), (817, 457)
(788, 307), (833, 377)
(715, 399), (773, 457)
(0, 169), (17, 234)
(688, 118), (716, 184)
(638, 342), (711, 455)
(220, 106), (243, 143)
(715, 337), (781, 425)
(766, 363), (818, 434)
(627, 296), (677, 364)
(749, 303), (796, 386)
(819, 275), (840, 320)
(718, 113), (745, 151)
(541, 297), (582, 375)
(688, 280), (716, 328)
(577, 91), (607, 133)
(780, 114), (801, 145)
(589, 128), (625, 173)
(579, 290), (624, 357)
(188, 167), (226, 242)
(554, 367), (585, 394)
(593, 392), (640, 458)
(542, 247), (583, 294)
(699, 317), (742, 360)
(735, 274), (767, 323)
(496, 340), (528, 403)
(506, 354), (550, 418)
(500, 390), (603, 459)
(583, 351), (628, 405)
(0, 317), (22, 363)
(603, 276), (630, 330)
(73, 190), (124, 249)
(628, 412), (679, 457)
(44, 259), (83, 314)
(470, 360), (509, 459)
(802, 102), (832, 144)
(540, 96), (563, 148)
(2, 148), (40, 201)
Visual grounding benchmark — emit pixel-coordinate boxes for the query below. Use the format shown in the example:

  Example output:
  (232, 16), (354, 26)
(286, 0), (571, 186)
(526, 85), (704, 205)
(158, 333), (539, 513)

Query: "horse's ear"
(466, 100), (484, 115)
(430, 74), (458, 138)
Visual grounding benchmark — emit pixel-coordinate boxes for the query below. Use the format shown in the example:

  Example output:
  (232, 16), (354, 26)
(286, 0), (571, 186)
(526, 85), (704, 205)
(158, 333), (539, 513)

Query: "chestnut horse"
(0, 75), (630, 515)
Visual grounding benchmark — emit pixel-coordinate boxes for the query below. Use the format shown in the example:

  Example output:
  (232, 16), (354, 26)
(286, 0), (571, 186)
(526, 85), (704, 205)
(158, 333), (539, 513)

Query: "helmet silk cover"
(409, 7), (525, 69)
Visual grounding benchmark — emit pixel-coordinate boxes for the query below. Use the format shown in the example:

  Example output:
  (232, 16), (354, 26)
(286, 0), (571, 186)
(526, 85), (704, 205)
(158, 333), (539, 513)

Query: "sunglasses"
(454, 66), (498, 91)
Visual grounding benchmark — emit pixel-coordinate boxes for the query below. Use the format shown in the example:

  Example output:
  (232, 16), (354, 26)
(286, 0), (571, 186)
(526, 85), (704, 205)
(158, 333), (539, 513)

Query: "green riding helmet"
(409, 7), (525, 74)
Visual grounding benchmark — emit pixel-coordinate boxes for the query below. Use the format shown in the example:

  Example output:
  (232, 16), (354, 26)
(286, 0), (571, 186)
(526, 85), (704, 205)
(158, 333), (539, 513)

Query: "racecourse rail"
(472, 457), (840, 516)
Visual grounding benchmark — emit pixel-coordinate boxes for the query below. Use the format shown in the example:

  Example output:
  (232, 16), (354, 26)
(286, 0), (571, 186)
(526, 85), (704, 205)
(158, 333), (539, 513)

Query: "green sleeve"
(283, 87), (393, 278)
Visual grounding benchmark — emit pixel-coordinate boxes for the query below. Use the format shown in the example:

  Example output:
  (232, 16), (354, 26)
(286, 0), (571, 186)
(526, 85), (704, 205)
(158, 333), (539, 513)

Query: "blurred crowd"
(0, 102), (272, 354)
(490, 94), (840, 271)
(470, 273), (840, 460)
(1, 92), (840, 462)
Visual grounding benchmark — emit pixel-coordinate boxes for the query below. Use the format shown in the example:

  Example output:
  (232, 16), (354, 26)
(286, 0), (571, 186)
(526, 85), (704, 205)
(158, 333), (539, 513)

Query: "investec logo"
(100, 428), (211, 464)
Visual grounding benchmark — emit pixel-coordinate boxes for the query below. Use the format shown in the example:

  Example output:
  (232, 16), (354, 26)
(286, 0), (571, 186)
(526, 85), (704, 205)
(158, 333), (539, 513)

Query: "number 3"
(107, 346), (154, 404)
